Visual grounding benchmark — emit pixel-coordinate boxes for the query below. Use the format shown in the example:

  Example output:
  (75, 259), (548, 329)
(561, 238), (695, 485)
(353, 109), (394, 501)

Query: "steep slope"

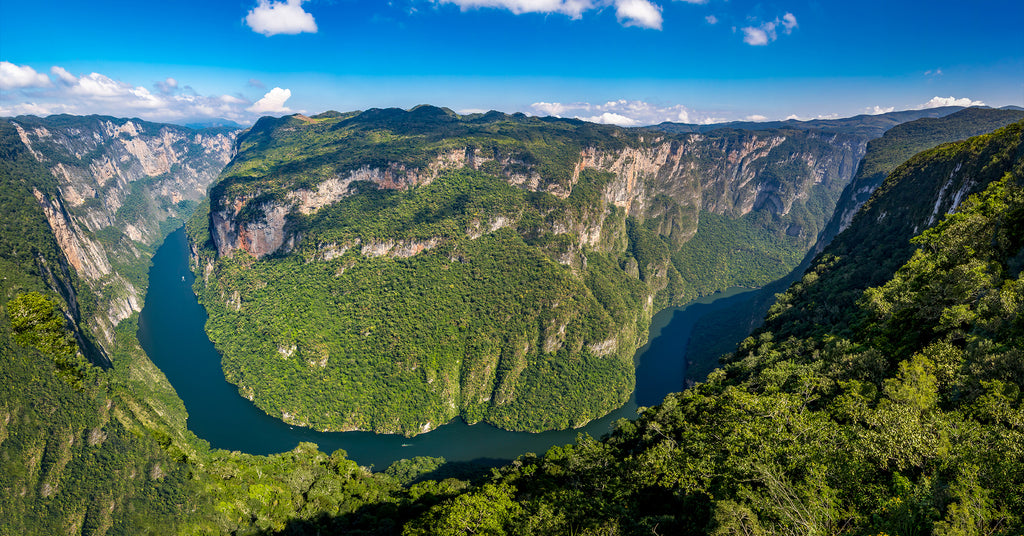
(190, 106), (867, 435)
(0, 124), (210, 534)
(5, 115), (236, 351)
(815, 106), (1024, 252)
(1, 115), (453, 535)
(397, 120), (1024, 536)
(684, 106), (1024, 383)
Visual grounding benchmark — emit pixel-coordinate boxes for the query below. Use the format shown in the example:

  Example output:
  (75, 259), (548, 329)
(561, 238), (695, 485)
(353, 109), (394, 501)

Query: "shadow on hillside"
(256, 457), (505, 536)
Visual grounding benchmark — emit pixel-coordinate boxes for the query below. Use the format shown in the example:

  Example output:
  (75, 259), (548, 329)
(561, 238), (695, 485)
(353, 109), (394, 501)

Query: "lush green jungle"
(1, 110), (1022, 535)
(683, 107), (1024, 384)
(191, 107), (870, 435)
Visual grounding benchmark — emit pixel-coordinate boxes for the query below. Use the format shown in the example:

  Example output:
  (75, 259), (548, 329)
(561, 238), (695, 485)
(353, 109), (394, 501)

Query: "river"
(137, 227), (756, 468)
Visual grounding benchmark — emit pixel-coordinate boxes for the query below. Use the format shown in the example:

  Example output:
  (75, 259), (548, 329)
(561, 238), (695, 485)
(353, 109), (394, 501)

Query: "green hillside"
(684, 107), (1024, 384)
(191, 107), (867, 435)
(394, 119), (1024, 536)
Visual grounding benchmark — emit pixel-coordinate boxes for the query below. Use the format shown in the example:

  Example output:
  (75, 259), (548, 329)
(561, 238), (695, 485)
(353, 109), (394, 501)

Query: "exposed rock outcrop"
(9, 115), (238, 347)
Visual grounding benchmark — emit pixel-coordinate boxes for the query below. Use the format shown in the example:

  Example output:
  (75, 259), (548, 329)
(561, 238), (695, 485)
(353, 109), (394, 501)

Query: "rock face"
(812, 107), (1024, 255)
(191, 108), (901, 436)
(208, 117), (864, 263)
(7, 115), (238, 347)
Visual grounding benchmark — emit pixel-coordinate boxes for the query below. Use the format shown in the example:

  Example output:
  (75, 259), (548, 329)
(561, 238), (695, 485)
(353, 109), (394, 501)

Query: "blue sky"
(1, 0), (1021, 125)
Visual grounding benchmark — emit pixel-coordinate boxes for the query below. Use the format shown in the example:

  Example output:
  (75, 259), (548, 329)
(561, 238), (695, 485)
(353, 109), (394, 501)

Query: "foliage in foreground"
(393, 121), (1024, 535)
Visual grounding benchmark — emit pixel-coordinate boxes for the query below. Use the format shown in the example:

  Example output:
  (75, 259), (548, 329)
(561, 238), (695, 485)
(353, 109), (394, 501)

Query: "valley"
(188, 106), (945, 435)
(2, 106), (1022, 534)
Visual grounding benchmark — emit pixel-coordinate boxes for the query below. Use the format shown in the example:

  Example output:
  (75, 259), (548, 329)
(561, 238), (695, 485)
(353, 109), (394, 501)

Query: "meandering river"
(138, 227), (756, 468)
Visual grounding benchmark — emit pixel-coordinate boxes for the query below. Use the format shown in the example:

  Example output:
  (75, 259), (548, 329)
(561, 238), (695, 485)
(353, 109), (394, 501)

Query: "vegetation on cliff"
(193, 167), (646, 434)
(192, 106), (866, 434)
(391, 119), (1024, 535)
(683, 106), (1024, 384)
(4, 111), (1023, 534)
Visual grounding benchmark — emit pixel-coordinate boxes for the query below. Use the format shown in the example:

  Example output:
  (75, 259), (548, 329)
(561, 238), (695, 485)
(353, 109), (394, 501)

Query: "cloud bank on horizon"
(0, 60), (992, 126)
(0, 62), (296, 123)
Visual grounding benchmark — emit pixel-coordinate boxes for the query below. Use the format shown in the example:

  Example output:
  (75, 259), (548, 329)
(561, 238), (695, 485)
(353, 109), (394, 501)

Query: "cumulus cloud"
(247, 87), (294, 113)
(780, 12), (797, 32)
(866, 105), (895, 115)
(435, 0), (664, 29)
(924, 68), (943, 77)
(705, 14), (718, 24)
(745, 114), (767, 121)
(246, 0), (318, 36)
(529, 99), (724, 126)
(916, 96), (985, 109)
(50, 66), (78, 85)
(155, 77), (178, 95)
(0, 62), (52, 90)
(614, 0), (662, 29)
(741, 25), (771, 45)
(741, 12), (796, 46)
(0, 65), (280, 123)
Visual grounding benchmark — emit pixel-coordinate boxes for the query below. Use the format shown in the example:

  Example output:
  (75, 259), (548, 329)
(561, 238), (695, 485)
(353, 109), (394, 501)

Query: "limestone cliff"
(209, 118), (864, 271)
(8, 115), (237, 348)
(191, 108), (885, 435)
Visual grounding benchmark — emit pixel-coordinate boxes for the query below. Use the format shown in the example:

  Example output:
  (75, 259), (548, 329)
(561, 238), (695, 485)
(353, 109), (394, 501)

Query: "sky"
(1, 0), (1022, 126)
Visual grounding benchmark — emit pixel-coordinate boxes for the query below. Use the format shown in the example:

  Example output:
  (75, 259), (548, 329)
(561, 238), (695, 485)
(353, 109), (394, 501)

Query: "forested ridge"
(2, 112), (1022, 534)
(192, 106), (870, 435)
(683, 107), (1024, 385)
(388, 119), (1024, 535)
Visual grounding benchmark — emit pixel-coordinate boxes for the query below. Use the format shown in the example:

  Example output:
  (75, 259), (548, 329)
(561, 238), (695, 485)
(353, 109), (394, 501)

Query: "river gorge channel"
(138, 227), (757, 468)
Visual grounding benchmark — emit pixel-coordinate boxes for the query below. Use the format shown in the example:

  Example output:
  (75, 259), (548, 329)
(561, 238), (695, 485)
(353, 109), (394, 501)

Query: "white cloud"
(705, 14), (718, 24)
(916, 96), (985, 109)
(741, 12), (796, 46)
(785, 114), (800, 120)
(220, 95), (248, 105)
(69, 73), (130, 98)
(780, 12), (797, 32)
(924, 68), (943, 77)
(614, 0), (662, 30)
(529, 99), (715, 126)
(246, 0), (318, 36)
(741, 25), (771, 45)
(247, 87), (294, 113)
(581, 112), (637, 126)
(436, 0), (594, 18)
(155, 77), (179, 95)
(435, 0), (665, 29)
(0, 62), (52, 89)
(866, 105), (895, 115)
(745, 114), (767, 121)
(531, 101), (573, 116)
(0, 65), (274, 123)
(0, 101), (71, 117)
(50, 66), (78, 85)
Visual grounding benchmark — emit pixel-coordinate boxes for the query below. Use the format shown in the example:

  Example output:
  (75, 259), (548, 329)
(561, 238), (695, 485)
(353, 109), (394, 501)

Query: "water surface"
(138, 228), (756, 468)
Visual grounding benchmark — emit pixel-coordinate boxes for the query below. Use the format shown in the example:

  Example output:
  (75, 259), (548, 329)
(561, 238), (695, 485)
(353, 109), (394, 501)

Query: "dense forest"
(191, 106), (876, 435)
(2, 110), (1021, 534)
(683, 107), (1024, 384)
